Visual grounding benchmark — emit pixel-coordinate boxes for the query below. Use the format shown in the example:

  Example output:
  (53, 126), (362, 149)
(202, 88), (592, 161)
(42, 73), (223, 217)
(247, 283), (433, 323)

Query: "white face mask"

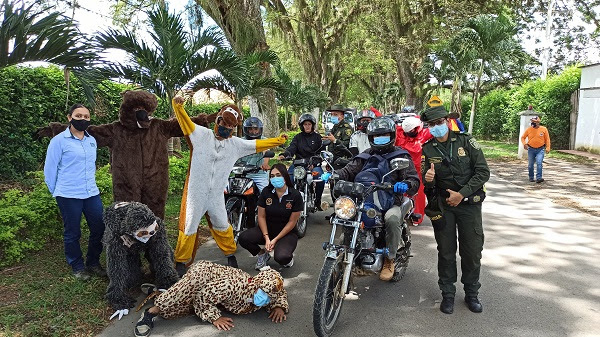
(132, 221), (158, 244)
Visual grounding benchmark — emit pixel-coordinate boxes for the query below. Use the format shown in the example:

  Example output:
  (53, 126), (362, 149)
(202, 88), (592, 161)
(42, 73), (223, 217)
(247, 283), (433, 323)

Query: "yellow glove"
(256, 134), (288, 152)
(172, 97), (195, 136)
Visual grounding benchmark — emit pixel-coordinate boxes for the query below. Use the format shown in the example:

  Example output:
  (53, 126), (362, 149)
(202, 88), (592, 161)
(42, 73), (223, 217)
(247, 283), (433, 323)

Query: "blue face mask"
(270, 176), (285, 189)
(429, 123), (449, 138)
(373, 136), (390, 145)
(253, 288), (271, 307)
(217, 125), (233, 138)
(330, 116), (339, 124)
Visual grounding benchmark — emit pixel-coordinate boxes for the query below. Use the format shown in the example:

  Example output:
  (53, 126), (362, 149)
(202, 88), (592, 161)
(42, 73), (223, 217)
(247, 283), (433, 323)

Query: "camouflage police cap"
(421, 105), (449, 122)
(326, 104), (346, 112)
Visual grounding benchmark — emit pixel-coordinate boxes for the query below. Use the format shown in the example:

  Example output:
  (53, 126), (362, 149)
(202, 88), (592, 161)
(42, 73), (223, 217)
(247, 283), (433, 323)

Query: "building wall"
(575, 64), (600, 153)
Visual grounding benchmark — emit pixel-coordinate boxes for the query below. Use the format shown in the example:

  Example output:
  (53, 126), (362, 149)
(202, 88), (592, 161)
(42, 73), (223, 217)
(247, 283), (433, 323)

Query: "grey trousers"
(384, 206), (406, 259)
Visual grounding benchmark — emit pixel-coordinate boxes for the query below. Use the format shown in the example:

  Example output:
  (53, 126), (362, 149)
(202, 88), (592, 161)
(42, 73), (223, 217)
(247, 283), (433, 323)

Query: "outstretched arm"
(160, 112), (219, 137)
(87, 124), (115, 148)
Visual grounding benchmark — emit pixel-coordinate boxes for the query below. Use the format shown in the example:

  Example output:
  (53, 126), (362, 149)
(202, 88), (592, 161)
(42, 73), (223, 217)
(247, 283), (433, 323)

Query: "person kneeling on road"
(323, 117), (420, 281)
(134, 260), (288, 336)
(239, 163), (303, 270)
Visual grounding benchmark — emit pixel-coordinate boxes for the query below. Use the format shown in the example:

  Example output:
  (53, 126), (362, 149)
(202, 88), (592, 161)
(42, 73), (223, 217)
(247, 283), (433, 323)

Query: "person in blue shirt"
(44, 103), (106, 281)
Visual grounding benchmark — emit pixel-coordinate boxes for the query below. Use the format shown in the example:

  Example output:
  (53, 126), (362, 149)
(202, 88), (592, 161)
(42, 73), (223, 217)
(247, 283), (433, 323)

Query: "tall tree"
(197, 0), (280, 136)
(96, 4), (245, 152)
(263, 0), (361, 103)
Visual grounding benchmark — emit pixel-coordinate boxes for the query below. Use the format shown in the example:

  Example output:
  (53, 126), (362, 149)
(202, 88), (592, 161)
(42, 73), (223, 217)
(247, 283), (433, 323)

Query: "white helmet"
(401, 116), (422, 133)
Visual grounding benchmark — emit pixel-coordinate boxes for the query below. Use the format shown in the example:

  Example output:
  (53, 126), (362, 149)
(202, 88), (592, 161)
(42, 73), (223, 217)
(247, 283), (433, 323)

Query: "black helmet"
(367, 117), (396, 152)
(298, 113), (316, 133)
(242, 117), (263, 139)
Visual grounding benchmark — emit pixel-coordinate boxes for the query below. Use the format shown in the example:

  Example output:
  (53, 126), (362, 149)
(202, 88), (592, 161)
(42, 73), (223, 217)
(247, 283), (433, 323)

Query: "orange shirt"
(521, 125), (551, 151)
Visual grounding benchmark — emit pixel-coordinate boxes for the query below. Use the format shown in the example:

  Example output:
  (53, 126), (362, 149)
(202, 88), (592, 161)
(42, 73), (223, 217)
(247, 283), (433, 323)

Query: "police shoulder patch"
(468, 137), (481, 150)
(345, 129), (352, 136)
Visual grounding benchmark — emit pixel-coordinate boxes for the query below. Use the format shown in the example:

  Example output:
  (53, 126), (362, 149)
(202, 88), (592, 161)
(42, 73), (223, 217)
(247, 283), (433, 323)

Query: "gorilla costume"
(103, 201), (179, 317)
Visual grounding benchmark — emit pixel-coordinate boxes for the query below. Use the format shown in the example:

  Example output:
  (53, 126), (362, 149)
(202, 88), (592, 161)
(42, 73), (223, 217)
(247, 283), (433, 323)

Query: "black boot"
(465, 296), (483, 313)
(440, 296), (454, 314)
(227, 255), (238, 268)
(175, 262), (187, 277)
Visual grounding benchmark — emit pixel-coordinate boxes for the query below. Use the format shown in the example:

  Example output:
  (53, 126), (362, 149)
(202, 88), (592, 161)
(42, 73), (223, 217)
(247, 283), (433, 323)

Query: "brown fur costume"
(37, 90), (216, 219)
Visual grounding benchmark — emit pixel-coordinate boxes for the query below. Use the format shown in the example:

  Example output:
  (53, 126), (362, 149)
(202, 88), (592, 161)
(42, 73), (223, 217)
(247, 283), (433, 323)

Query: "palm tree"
(1, 1), (97, 105)
(461, 13), (524, 133)
(96, 4), (245, 118)
(96, 4), (245, 152)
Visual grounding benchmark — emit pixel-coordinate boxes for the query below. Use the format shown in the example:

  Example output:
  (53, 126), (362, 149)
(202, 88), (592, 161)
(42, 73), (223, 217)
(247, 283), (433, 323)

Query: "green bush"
(473, 65), (581, 147)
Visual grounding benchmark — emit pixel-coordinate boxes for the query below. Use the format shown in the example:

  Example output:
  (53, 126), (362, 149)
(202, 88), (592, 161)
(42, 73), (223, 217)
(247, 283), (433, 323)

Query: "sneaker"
(283, 257), (294, 268)
(134, 309), (156, 337)
(86, 265), (107, 278)
(73, 269), (91, 282)
(529, 178), (534, 182)
(227, 255), (238, 268)
(255, 251), (271, 270)
(536, 178), (544, 183)
(379, 257), (395, 281)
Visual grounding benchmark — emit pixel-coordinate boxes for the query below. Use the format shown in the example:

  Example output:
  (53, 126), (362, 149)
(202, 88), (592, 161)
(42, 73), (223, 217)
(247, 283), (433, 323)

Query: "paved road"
(99, 174), (600, 337)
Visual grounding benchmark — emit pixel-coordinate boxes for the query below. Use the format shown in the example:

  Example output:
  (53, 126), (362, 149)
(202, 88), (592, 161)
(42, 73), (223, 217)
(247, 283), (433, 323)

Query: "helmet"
(401, 106), (416, 114)
(401, 116), (422, 133)
(298, 113), (316, 133)
(357, 109), (376, 121)
(367, 117), (396, 152)
(243, 117), (263, 139)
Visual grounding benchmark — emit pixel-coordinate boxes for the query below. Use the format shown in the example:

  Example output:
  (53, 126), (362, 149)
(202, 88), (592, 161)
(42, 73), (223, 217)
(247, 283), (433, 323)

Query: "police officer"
(323, 105), (353, 161)
(421, 105), (490, 315)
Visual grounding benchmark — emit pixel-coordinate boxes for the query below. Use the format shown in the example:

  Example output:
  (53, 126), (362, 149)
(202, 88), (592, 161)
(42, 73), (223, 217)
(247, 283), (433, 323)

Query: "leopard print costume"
(154, 260), (288, 322)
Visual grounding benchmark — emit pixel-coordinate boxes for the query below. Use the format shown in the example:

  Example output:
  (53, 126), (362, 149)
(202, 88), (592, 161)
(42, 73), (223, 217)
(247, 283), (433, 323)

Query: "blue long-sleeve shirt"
(44, 128), (100, 199)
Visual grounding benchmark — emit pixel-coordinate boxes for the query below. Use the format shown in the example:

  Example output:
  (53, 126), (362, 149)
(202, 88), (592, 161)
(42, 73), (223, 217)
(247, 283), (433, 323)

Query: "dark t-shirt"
(257, 186), (303, 235)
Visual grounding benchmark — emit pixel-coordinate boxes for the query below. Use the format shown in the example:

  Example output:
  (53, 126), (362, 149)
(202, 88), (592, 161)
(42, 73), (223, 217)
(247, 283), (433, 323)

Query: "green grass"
(479, 140), (589, 163)
(0, 196), (186, 337)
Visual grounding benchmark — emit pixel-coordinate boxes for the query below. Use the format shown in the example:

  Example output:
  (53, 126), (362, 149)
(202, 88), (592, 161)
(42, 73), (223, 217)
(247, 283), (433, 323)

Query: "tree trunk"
(395, 55), (417, 107)
(468, 60), (484, 134)
(284, 106), (288, 131)
(451, 74), (462, 117)
(198, 0), (279, 137)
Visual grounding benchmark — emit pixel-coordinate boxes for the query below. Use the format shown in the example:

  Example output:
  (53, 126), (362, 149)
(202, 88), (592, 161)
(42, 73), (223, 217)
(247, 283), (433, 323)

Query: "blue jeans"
(528, 147), (545, 180)
(56, 195), (105, 272)
(288, 165), (325, 203)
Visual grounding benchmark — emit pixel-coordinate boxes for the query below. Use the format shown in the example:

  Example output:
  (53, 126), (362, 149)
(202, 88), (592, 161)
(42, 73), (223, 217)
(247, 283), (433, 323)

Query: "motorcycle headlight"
(294, 166), (307, 180)
(232, 166), (244, 175)
(334, 197), (357, 220)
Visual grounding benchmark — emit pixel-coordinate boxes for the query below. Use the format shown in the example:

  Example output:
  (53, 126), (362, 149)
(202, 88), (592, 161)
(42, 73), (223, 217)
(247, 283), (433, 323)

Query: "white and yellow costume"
(172, 100), (285, 264)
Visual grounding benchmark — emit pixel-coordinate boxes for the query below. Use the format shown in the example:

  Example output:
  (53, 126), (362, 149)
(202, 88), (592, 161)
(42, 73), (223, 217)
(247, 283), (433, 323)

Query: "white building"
(575, 63), (600, 153)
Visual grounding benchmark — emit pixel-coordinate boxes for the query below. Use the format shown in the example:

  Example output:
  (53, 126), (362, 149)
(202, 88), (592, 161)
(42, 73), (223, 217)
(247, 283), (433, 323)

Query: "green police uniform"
(421, 107), (490, 299)
(330, 119), (353, 158)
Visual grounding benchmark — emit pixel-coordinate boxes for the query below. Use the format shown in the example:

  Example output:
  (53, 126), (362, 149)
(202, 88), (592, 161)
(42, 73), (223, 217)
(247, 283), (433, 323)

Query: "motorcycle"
(289, 154), (325, 238)
(312, 152), (416, 337)
(225, 151), (275, 242)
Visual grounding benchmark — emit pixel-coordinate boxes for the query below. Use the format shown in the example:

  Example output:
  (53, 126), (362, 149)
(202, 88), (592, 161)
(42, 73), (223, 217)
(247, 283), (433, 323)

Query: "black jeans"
(238, 226), (298, 265)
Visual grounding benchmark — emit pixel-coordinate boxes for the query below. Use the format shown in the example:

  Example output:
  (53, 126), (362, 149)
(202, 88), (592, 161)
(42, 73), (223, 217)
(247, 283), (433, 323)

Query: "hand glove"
(320, 172), (332, 182)
(393, 182), (408, 194)
(109, 309), (129, 320)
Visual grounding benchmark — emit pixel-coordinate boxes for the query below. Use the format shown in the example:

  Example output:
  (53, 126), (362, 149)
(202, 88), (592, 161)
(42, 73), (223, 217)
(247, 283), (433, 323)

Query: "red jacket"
(395, 126), (432, 170)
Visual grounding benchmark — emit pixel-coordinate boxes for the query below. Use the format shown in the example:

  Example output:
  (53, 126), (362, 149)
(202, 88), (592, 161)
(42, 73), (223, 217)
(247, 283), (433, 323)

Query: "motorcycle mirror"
(263, 150), (275, 158)
(320, 201), (330, 211)
(390, 158), (410, 171)
(320, 151), (334, 160)
(366, 208), (377, 218)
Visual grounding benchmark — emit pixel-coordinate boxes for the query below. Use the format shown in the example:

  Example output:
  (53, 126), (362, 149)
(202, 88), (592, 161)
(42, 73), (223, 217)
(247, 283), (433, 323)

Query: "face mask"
(330, 116), (339, 124)
(270, 176), (285, 188)
(253, 288), (271, 307)
(429, 123), (449, 138)
(373, 136), (390, 145)
(135, 109), (149, 121)
(358, 121), (370, 132)
(70, 118), (90, 132)
(132, 221), (158, 244)
(405, 130), (418, 138)
(217, 125), (233, 138)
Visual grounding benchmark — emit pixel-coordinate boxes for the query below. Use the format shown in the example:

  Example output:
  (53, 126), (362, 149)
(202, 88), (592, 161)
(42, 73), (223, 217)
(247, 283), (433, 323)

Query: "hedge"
(472, 66), (581, 148)
(0, 152), (192, 268)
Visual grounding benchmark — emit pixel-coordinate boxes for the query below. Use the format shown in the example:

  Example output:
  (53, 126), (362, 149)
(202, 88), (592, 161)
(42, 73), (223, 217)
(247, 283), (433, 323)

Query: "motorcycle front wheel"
(296, 215), (307, 238)
(313, 255), (346, 337)
(225, 197), (243, 242)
